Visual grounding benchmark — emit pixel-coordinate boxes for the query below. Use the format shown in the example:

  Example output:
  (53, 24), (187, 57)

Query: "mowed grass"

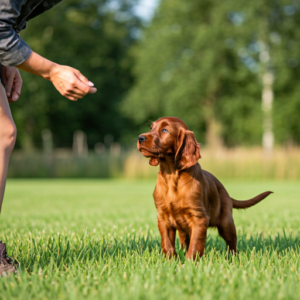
(0, 179), (300, 300)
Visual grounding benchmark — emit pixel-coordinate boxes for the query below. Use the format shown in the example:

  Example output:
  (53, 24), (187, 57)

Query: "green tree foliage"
(122, 0), (300, 146)
(10, 0), (300, 149)
(11, 0), (140, 149)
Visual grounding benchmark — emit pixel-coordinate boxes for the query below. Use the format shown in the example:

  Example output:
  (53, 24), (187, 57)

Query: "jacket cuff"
(0, 37), (32, 67)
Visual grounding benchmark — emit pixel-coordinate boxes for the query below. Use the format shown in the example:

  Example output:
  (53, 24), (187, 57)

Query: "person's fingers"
(51, 82), (78, 101)
(75, 71), (90, 85)
(88, 87), (97, 94)
(69, 88), (87, 97)
(69, 93), (83, 99)
(74, 71), (97, 94)
(75, 71), (95, 88)
(1, 66), (7, 85)
(10, 91), (20, 102)
(72, 77), (90, 94)
(64, 93), (78, 101)
(5, 73), (14, 98)
(62, 77), (89, 95)
(11, 72), (22, 102)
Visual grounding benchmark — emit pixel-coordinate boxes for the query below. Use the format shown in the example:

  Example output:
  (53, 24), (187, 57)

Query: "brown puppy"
(137, 117), (272, 260)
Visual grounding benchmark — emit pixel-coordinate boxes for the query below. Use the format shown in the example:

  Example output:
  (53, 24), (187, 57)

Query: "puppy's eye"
(150, 127), (153, 130)
(162, 128), (168, 133)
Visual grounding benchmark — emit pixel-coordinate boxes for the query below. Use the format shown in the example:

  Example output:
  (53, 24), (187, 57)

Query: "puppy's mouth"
(139, 147), (159, 158)
(138, 147), (161, 166)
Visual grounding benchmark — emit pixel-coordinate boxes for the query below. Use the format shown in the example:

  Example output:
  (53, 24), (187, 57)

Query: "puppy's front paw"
(162, 247), (177, 259)
(185, 250), (204, 260)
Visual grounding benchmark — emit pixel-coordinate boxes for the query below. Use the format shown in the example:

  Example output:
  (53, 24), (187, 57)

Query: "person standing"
(0, 0), (97, 274)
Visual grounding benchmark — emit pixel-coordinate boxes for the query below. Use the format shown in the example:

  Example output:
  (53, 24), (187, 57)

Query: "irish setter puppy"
(137, 117), (272, 260)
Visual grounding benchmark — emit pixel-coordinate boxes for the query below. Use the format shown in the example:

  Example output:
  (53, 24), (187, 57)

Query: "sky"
(134, 0), (159, 20)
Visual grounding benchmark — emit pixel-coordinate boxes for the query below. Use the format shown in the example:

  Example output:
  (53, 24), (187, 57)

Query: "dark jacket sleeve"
(0, 1), (32, 66)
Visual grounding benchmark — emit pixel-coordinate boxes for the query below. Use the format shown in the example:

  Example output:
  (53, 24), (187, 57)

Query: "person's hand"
(49, 64), (97, 101)
(1, 66), (22, 103)
(17, 52), (97, 101)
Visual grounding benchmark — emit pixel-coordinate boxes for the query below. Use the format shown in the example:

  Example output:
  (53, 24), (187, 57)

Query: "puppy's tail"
(232, 191), (273, 209)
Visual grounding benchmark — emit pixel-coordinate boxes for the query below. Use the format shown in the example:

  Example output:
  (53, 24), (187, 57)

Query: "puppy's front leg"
(178, 229), (190, 251)
(186, 218), (208, 260)
(158, 218), (177, 258)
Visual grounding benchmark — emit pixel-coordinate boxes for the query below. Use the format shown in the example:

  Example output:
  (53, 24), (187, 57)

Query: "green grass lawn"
(0, 179), (300, 299)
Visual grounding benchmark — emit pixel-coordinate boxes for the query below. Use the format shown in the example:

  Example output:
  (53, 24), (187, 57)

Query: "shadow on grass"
(205, 230), (300, 255)
(18, 231), (299, 272)
(18, 234), (161, 272)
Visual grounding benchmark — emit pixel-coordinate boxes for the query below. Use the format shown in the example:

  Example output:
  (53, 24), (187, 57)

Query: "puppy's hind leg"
(217, 187), (237, 253)
(217, 216), (237, 254)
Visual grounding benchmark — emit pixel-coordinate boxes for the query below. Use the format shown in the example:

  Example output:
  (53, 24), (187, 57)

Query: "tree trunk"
(205, 103), (223, 149)
(261, 72), (274, 154)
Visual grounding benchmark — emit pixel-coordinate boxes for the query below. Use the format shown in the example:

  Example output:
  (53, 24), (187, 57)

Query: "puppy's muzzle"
(138, 135), (147, 143)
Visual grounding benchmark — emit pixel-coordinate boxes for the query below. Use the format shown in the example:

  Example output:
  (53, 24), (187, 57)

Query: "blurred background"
(8, 0), (300, 180)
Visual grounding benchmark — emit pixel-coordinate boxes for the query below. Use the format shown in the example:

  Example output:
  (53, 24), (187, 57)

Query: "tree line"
(12, 0), (300, 150)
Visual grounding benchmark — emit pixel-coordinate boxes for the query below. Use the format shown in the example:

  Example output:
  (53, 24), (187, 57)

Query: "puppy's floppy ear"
(175, 128), (201, 171)
(149, 158), (159, 166)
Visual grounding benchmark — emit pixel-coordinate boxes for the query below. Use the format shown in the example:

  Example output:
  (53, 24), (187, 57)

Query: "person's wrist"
(46, 62), (60, 81)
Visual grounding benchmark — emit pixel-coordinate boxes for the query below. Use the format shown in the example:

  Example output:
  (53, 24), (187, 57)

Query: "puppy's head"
(137, 117), (201, 170)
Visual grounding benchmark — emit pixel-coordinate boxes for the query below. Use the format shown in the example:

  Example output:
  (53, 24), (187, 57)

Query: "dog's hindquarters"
(216, 186), (237, 252)
(210, 176), (272, 253)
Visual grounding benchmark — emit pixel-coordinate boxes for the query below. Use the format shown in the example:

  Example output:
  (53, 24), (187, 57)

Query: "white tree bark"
(73, 130), (88, 157)
(262, 72), (274, 154)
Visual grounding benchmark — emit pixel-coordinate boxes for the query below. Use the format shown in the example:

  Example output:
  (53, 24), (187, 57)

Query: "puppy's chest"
(166, 202), (190, 230)
(154, 185), (190, 229)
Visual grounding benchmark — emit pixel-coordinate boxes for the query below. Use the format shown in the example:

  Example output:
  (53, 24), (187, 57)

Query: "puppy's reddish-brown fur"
(137, 117), (272, 260)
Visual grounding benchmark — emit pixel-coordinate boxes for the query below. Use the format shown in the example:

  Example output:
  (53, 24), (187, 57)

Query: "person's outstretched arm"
(1, 1), (96, 101)
(17, 51), (97, 101)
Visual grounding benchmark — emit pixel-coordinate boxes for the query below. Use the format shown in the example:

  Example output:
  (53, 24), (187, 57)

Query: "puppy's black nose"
(138, 135), (147, 143)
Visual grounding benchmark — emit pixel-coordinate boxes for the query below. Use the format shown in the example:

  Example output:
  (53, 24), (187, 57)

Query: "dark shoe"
(0, 241), (16, 276)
